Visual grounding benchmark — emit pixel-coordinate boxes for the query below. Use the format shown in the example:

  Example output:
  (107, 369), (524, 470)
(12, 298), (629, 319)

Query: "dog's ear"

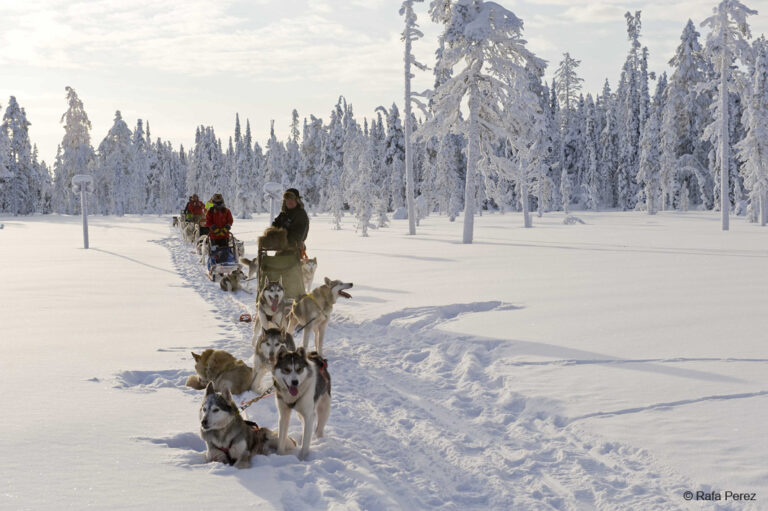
(192, 352), (201, 362)
(296, 347), (306, 358)
(223, 388), (233, 403)
(278, 276), (283, 287)
(205, 382), (215, 395)
(324, 277), (331, 286)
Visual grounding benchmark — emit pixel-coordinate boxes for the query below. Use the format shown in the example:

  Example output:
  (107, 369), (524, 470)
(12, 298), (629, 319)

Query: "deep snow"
(1, 211), (766, 510)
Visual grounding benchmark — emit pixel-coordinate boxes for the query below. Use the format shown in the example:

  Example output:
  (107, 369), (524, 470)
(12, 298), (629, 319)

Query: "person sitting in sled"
(206, 193), (233, 248)
(184, 194), (205, 224)
(272, 188), (309, 257)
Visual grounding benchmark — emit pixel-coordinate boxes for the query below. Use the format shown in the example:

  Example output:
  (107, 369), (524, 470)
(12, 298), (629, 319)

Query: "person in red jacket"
(184, 194), (205, 224)
(206, 193), (233, 247)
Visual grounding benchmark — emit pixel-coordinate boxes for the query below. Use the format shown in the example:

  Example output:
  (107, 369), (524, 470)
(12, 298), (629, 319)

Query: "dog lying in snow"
(199, 382), (286, 468)
(186, 349), (255, 395)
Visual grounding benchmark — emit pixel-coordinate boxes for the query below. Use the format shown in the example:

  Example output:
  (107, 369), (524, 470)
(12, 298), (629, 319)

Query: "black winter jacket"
(272, 206), (309, 247)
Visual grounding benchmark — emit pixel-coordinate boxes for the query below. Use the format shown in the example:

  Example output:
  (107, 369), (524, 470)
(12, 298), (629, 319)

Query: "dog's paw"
(186, 375), (205, 390)
(235, 457), (252, 469)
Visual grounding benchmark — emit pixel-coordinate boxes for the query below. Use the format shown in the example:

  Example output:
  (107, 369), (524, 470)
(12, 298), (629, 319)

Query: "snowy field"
(1, 211), (767, 510)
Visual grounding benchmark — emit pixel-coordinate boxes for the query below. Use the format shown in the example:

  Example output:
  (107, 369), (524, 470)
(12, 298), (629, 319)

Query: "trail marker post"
(72, 174), (94, 249)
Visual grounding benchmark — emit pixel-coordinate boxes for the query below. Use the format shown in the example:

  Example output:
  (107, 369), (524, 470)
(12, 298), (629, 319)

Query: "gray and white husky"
(272, 347), (331, 461)
(301, 257), (318, 292)
(252, 328), (296, 391)
(199, 382), (283, 468)
(287, 277), (353, 357)
(254, 277), (291, 332)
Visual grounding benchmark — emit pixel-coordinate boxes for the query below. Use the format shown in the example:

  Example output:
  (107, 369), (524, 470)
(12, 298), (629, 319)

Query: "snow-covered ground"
(1, 211), (766, 510)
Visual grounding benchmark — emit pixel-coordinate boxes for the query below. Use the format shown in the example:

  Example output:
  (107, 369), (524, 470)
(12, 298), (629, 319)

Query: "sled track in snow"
(130, 231), (696, 510)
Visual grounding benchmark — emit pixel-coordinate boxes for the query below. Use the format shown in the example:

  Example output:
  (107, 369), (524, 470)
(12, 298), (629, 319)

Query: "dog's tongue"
(271, 298), (279, 313)
(339, 291), (352, 299)
(289, 385), (299, 397)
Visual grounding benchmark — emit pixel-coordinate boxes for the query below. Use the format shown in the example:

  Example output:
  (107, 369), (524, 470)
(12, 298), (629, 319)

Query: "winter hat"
(283, 188), (301, 200)
(211, 193), (224, 205)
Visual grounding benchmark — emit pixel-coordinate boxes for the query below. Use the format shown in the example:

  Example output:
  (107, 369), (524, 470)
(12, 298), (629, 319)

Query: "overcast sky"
(2, 0), (768, 165)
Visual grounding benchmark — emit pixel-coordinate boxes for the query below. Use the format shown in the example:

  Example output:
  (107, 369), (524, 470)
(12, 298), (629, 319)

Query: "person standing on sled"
(272, 188), (309, 257)
(206, 194), (233, 248)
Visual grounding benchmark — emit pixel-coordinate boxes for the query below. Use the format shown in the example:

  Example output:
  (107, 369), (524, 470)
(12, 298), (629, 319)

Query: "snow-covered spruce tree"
(0, 97), (34, 215)
(325, 99), (345, 228)
(233, 114), (253, 219)
(379, 103), (405, 213)
(615, 11), (648, 211)
(582, 94), (600, 210)
(52, 87), (95, 214)
(284, 109), (301, 188)
(369, 113), (390, 227)
(701, 0), (757, 230)
(298, 115), (325, 211)
(660, 20), (711, 210)
(424, 0), (545, 242)
(95, 111), (132, 215)
(130, 120), (149, 214)
(0, 105), (12, 211)
(736, 38), (768, 225)
(264, 120), (287, 189)
(400, 0), (429, 234)
(598, 80), (620, 207)
(554, 53), (583, 212)
(637, 74), (666, 214)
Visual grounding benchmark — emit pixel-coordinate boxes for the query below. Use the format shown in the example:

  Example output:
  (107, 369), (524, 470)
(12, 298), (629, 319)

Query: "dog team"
(178, 188), (353, 466)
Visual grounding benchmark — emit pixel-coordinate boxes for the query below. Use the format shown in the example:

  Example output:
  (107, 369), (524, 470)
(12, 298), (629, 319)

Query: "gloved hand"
(225, 224), (231, 230)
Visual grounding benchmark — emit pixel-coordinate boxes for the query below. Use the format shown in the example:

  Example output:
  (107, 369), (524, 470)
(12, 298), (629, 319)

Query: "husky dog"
(199, 382), (284, 468)
(183, 223), (197, 243)
(239, 257), (258, 280)
(272, 348), (331, 460)
(220, 268), (247, 292)
(254, 278), (291, 331)
(287, 277), (353, 357)
(172, 216), (179, 227)
(186, 349), (255, 395)
(301, 257), (318, 292)
(252, 328), (296, 390)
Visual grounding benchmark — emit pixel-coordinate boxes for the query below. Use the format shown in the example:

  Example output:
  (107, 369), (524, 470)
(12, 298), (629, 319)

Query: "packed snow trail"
(120, 231), (695, 510)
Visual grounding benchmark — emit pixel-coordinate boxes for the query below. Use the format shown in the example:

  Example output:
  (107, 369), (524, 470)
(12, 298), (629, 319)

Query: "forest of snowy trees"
(1, 0), (766, 233)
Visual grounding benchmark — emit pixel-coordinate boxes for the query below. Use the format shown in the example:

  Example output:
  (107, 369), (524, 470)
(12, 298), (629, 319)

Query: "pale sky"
(2, 0), (768, 165)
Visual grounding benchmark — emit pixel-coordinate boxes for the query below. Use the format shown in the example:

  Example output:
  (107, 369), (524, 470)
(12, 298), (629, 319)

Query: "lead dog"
(287, 277), (353, 357)
(186, 349), (255, 395)
(199, 382), (284, 468)
(252, 328), (296, 391)
(272, 347), (331, 460)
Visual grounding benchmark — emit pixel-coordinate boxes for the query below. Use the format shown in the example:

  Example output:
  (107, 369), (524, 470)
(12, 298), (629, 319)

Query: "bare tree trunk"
(404, 25), (416, 235)
(719, 12), (730, 231)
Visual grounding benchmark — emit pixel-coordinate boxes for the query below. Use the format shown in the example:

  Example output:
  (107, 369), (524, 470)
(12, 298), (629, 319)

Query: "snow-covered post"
(263, 181), (282, 224)
(72, 174), (93, 249)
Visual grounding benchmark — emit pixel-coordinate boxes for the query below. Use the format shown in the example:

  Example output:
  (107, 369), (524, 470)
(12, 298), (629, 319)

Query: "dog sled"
(205, 235), (243, 282)
(256, 235), (305, 301)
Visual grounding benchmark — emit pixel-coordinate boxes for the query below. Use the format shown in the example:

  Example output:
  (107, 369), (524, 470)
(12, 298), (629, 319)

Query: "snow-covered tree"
(736, 38), (768, 225)
(638, 75), (666, 214)
(400, 0), (429, 235)
(702, 0), (757, 230)
(95, 111), (133, 215)
(424, 0), (545, 242)
(52, 87), (95, 214)
(0, 97), (34, 214)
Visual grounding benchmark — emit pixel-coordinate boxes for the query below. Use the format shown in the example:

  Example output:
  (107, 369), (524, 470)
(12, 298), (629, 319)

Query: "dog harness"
(214, 421), (260, 465)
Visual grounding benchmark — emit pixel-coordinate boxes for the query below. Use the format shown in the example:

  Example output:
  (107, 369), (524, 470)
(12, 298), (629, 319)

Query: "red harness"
(213, 421), (260, 466)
